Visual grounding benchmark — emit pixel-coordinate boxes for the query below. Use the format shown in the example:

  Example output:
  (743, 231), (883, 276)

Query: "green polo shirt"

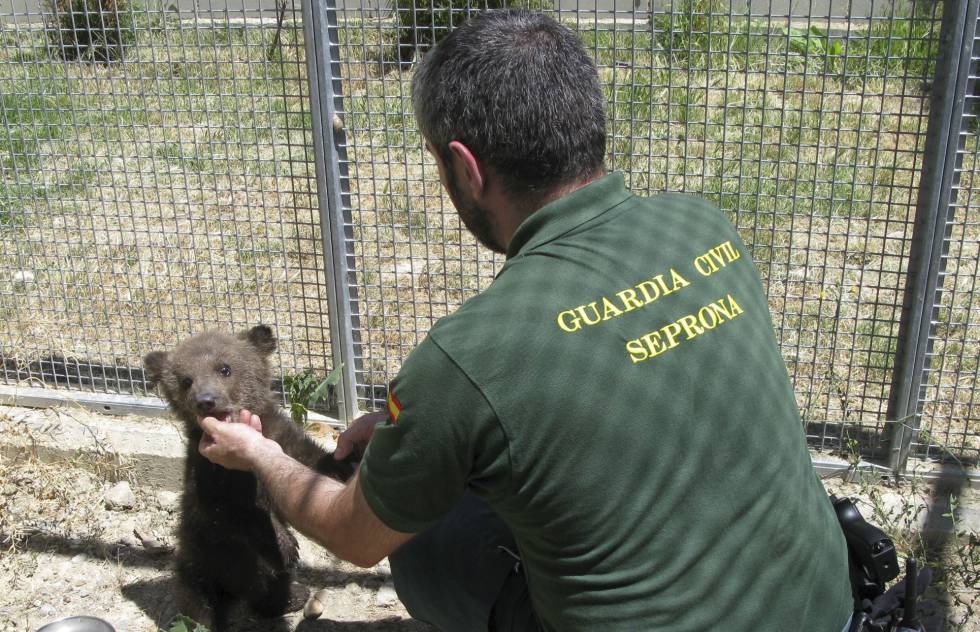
(360, 172), (852, 631)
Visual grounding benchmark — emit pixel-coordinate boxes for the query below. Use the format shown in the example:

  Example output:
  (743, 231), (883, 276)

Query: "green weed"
(283, 365), (344, 427)
(167, 614), (210, 632)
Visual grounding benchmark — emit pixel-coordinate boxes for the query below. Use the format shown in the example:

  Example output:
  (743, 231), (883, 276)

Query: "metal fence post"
(302, 0), (363, 424)
(886, 0), (979, 474)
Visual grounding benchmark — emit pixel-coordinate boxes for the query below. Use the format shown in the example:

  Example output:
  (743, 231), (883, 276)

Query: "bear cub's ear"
(242, 324), (277, 356)
(143, 351), (170, 385)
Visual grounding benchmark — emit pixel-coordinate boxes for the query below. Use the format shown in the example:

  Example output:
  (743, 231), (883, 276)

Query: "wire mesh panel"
(330, 0), (507, 409)
(331, 0), (946, 462)
(910, 10), (980, 471)
(0, 0), (338, 400)
(0, 0), (974, 466)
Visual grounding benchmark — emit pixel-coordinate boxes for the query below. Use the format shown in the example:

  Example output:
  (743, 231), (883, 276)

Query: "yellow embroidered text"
(556, 268), (691, 333)
(693, 240), (741, 277)
(626, 294), (745, 363)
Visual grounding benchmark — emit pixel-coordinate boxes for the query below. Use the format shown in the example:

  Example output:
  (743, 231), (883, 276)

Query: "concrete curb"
(2, 404), (976, 536)
(0, 404), (341, 492)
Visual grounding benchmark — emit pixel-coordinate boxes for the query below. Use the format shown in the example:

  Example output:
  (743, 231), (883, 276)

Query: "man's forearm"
(251, 446), (357, 561)
(249, 444), (412, 567)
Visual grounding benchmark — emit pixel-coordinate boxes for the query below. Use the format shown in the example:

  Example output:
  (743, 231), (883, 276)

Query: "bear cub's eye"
(218, 364), (231, 377)
(180, 376), (193, 389)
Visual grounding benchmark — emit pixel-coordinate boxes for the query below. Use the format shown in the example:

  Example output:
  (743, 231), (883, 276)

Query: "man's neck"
(498, 170), (607, 250)
(535, 170), (607, 210)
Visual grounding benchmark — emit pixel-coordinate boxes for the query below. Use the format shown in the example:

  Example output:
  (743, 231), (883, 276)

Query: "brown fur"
(144, 324), (354, 630)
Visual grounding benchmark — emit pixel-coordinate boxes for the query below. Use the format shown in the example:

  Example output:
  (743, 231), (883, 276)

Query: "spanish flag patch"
(387, 391), (402, 424)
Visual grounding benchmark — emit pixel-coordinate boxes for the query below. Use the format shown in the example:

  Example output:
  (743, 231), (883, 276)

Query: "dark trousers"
(388, 492), (541, 632)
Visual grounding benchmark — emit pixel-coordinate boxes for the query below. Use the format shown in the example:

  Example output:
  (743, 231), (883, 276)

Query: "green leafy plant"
(783, 25), (842, 58)
(283, 365), (344, 427)
(44, 0), (138, 63)
(167, 615), (210, 632)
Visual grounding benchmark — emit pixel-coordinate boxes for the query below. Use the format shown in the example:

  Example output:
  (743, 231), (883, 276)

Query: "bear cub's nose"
(196, 394), (218, 413)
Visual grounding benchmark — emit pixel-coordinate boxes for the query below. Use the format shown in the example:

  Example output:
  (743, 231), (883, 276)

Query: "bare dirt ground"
(0, 404), (976, 632)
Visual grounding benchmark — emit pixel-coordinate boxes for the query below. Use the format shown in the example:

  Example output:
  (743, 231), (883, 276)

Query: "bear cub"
(144, 324), (354, 631)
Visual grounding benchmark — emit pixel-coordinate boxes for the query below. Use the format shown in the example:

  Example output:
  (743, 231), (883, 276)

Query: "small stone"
(103, 481), (136, 510)
(71, 553), (87, 564)
(375, 581), (398, 606)
(344, 582), (359, 594)
(303, 588), (330, 620)
(156, 490), (180, 512)
(133, 528), (173, 555)
(120, 534), (140, 548)
(13, 270), (34, 284)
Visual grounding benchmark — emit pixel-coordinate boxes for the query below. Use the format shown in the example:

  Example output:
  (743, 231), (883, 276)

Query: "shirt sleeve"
(358, 335), (505, 533)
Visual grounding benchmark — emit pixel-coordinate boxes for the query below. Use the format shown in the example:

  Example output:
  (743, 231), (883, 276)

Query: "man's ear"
(448, 140), (486, 199)
(143, 351), (169, 385)
(241, 324), (277, 356)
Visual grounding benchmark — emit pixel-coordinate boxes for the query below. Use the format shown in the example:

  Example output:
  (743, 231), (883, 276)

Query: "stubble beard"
(444, 166), (506, 255)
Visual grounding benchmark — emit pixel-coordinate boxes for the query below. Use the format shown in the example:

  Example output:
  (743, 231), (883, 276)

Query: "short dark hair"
(411, 10), (607, 201)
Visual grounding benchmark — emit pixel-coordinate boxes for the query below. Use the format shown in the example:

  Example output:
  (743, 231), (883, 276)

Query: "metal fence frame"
(886, 0), (980, 474)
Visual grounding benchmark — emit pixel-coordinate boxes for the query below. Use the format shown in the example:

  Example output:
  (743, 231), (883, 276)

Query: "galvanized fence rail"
(0, 0), (977, 479)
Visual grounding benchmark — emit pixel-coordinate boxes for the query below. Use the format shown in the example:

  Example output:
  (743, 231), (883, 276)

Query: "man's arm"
(197, 411), (414, 567)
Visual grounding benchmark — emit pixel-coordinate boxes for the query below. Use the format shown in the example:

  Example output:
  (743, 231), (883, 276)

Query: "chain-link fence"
(1, 0), (976, 476)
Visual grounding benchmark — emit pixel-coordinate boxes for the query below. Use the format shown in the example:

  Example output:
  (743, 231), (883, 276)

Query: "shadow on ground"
(5, 530), (422, 631)
(294, 618), (433, 632)
(121, 576), (432, 632)
(918, 463), (972, 631)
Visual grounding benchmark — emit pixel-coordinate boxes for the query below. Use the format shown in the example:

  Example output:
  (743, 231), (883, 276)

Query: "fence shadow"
(918, 463), (972, 631)
(122, 575), (432, 632)
(294, 618), (433, 631)
(0, 530), (170, 569)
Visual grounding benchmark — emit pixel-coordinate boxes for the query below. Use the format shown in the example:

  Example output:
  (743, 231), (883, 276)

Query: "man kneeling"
(195, 10), (853, 632)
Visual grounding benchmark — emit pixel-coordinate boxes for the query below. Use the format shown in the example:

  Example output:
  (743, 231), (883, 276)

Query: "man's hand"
(198, 409), (283, 471)
(334, 410), (387, 461)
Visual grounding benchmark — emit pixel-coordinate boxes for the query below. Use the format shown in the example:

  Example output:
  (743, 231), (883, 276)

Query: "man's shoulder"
(425, 286), (513, 348)
(642, 190), (731, 218)
(395, 297), (493, 377)
(421, 273), (548, 372)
